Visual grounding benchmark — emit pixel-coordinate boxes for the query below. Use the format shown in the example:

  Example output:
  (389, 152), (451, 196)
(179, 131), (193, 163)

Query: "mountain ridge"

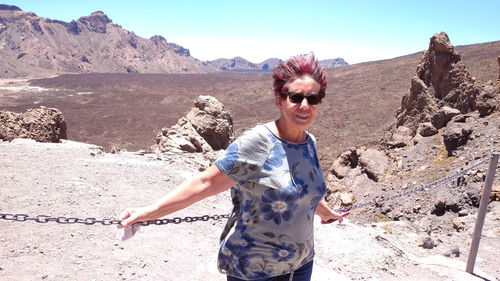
(0, 5), (218, 77)
(0, 5), (348, 77)
(205, 56), (348, 72)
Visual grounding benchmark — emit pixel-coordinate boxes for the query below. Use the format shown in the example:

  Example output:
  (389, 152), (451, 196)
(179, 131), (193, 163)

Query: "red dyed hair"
(272, 53), (327, 97)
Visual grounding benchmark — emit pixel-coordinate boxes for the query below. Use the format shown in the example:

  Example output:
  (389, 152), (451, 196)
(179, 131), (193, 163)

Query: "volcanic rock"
(442, 115), (474, 156)
(416, 122), (438, 137)
(153, 96), (234, 154)
(430, 106), (461, 129)
(476, 83), (498, 116)
(389, 32), (483, 144)
(187, 96), (234, 150)
(0, 106), (67, 142)
(329, 147), (388, 183)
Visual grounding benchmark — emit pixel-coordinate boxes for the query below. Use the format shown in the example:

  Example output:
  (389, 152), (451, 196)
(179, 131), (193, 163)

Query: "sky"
(3, 0), (499, 64)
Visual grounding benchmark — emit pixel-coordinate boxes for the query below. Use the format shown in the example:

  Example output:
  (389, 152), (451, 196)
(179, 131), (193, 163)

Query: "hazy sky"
(3, 0), (499, 64)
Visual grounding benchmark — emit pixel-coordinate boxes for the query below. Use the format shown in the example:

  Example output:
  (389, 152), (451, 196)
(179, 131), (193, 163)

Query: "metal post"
(466, 152), (499, 274)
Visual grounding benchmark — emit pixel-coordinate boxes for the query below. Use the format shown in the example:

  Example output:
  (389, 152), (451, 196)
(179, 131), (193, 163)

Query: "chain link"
(0, 154), (493, 226)
(334, 154), (493, 212)
(0, 213), (230, 226)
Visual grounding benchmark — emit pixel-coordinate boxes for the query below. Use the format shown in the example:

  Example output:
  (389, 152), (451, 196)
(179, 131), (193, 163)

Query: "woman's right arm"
(120, 164), (236, 228)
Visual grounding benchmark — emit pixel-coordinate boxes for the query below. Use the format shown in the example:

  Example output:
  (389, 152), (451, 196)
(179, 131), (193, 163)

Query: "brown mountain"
(207, 57), (348, 72)
(0, 5), (218, 77)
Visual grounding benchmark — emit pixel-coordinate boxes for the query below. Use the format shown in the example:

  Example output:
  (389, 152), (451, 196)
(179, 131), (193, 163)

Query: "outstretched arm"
(120, 164), (236, 228)
(315, 200), (344, 224)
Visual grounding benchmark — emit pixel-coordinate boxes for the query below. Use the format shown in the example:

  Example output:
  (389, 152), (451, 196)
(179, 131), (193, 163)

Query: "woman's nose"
(299, 98), (310, 108)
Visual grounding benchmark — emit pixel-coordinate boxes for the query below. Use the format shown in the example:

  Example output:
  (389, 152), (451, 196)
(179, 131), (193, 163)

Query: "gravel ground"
(1, 139), (498, 281)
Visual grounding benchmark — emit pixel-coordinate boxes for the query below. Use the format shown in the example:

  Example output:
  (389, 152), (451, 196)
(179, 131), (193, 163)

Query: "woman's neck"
(271, 119), (306, 143)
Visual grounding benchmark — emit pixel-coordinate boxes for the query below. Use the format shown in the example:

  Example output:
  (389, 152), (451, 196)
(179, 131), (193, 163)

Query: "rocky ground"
(1, 139), (499, 281)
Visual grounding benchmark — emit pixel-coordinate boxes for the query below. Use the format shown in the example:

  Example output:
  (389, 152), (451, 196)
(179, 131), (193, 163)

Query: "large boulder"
(153, 95), (234, 154)
(476, 83), (498, 117)
(358, 148), (389, 182)
(0, 106), (67, 142)
(187, 95), (234, 150)
(385, 126), (413, 148)
(430, 106), (461, 129)
(442, 115), (474, 156)
(329, 147), (388, 183)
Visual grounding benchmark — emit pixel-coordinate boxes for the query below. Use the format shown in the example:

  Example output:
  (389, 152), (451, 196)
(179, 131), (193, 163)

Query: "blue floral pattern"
(214, 124), (326, 279)
(262, 143), (287, 171)
(260, 188), (299, 225)
(271, 242), (297, 262)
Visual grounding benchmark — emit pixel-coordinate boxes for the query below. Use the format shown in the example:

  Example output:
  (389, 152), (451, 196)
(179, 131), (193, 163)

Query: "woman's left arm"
(315, 200), (344, 224)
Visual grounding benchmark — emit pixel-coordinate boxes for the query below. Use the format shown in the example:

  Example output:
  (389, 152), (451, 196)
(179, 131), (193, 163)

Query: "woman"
(120, 53), (344, 281)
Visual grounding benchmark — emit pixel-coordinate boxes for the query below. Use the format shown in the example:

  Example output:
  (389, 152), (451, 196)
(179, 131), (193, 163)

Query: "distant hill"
(0, 4), (218, 77)
(0, 5), (349, 77)
(206, 57), (348, 72)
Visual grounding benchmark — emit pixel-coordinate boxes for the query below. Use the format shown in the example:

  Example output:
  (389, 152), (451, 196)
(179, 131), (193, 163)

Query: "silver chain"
(0, 213), (229, 226)
(0, 154), (493, 226)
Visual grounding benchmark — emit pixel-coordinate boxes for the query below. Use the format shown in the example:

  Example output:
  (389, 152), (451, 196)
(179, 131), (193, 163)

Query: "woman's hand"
(315, 200), (346, 224)
(320, 211), (348, 224)
(119, 205), (156, 228)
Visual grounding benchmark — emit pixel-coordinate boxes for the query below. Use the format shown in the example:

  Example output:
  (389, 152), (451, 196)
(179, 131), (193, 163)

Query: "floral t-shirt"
(214, 124), (326, 280)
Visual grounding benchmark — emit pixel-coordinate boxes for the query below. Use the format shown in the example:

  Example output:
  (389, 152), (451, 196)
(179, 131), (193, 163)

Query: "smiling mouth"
(296, 114), (309, 120)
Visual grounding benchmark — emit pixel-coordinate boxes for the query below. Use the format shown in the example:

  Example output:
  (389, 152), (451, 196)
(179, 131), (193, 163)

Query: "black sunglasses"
(284, 92), (325, 105)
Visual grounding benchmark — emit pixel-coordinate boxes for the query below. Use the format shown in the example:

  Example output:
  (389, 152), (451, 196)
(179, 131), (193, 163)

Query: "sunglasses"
(284, 91), (325, 105)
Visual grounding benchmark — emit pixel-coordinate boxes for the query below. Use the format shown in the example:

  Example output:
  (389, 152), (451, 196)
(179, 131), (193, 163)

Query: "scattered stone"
(418, 236), (435, 249)
(340, 192), (355, 206)
(442, 120), (473, 156)
(443, 248), (460, 257)
(417, 122), (438, 137)
(490, 185), (500, 201)
(451, 218), (463, 232)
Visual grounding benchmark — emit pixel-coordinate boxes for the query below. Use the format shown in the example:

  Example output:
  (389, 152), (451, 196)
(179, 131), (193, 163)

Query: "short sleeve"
(214, 126), (273, 184)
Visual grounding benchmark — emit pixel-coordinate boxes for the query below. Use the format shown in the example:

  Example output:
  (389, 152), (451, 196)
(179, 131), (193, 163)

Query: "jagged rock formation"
(0, 106), (67, 142)
(0, 5), (217, 77)
(326, 32), (500, 222)
(152, 95), (234, 154)
(383, 32), (499, 150)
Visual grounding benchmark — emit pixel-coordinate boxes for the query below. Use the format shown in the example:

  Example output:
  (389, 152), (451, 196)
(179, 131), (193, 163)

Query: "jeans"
(226, 260), (313, 281)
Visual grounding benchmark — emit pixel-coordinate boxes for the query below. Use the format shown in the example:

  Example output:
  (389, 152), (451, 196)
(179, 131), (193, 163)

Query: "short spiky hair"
(272, 53), (327, 96)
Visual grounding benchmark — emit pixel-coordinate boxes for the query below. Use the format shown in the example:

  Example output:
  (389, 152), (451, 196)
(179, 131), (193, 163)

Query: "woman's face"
(276, 76), (321, 132)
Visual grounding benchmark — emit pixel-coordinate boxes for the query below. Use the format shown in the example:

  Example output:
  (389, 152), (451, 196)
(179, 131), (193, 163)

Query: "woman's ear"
(275, 94), (284, 109)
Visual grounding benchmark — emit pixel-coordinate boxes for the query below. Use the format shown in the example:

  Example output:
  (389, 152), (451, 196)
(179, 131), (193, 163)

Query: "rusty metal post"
(466, 152), (499, 274)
